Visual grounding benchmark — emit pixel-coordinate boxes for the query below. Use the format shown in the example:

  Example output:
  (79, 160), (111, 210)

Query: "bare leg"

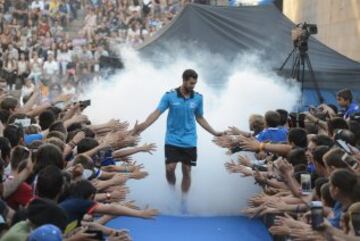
(181, 163), (191, 193)
(166, 162), (177, 186)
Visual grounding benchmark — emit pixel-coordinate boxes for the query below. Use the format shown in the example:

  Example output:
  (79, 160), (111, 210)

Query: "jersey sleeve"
(194, 95), (204, 117)
(156, 93), (170, 114)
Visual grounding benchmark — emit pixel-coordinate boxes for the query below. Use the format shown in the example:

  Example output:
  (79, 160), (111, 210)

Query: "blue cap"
(28, 224), (62, 241)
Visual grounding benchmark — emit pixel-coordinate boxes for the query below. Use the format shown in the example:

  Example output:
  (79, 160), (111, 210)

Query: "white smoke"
(83, 46), (300, 216)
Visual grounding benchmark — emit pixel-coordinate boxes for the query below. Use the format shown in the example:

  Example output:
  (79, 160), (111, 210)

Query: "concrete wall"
(283, 0), (360, 61)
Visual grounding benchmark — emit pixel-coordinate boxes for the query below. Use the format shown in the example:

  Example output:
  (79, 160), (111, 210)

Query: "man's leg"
(181, 163), (191, 193)
(165, 162), (177, 186)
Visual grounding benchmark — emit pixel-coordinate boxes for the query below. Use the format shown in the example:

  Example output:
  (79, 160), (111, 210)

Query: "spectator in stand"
(337, 88), (360, 119)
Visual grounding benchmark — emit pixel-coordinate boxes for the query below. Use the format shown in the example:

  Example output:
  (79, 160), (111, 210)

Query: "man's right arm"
(132, 92), (170, 135)
(132, 110), (161, 135)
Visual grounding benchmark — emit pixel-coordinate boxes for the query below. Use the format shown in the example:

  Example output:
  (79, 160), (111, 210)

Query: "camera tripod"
(278, 46), (324, 109)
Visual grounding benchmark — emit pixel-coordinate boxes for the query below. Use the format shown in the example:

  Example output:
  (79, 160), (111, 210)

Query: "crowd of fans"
(0, 0), (182, 104)
(3, 1), (360, 241)
(213, 88), (360, 241)
(0, 87), (160, 241)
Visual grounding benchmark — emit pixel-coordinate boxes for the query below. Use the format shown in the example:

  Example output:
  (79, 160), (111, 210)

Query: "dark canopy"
(138, 4), (360, 97)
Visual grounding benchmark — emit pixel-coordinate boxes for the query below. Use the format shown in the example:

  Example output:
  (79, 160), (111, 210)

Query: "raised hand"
(141, 206), (159, 219)
(140, 143), (157, 154)
(268, 225), (290, 236)
(238, 135), (260, 152)
(108, 119), (129, 131)
(238, 155), (252, 167)
(130, 169), (148, 180)
(227, 126), (241, 135)
(129, 120), (144, 136)
(224, 160), (253, 176)
(213, 135), (237, 148)
(121, 200), (140, 210)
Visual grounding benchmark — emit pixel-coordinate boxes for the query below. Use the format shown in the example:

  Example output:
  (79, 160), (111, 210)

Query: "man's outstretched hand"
(130, 120), (144, 136)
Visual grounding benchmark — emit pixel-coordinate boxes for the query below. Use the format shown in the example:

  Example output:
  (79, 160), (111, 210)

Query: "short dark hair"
(327, 104), (338, 114)
(276, 109), (288, 126)
(312, 145), (330, 167)
(0, 97), (18, 112)
(182, 69), (198, 81)
(320, 183), (335, 207)
(46, 131), (66, 142)
(0, 109), (10, 124)
(45, 137), (65, 152)
(77, 138), (99, 154)
(27, 198), (68, 231)
(3, 124), (24, 147)
(264, 111), (281, 128)
(39, 110), (56, 130)
(337, 88), (353, 102)
(34, 143), (64, 175)
(314, 177), (328, 199)
(288, 128), (307, 148)
(287, 148), (307, 166)
(334, 129), (357, 146)
(73, 155), (94, 169)
(10, 145), (30, 171)
(349, 120), (360, 146)
(0, 137), (11, 161)
(69, 180), (96, 199)
(36, 166), (64, 200)
(327, 117), (349, 136)
(47, 106), (62, 119)
(330, 169), (360, 201)
(310, 134), (334, 147)
(49, 121), (67, 136)
(66, 123), (82, 133)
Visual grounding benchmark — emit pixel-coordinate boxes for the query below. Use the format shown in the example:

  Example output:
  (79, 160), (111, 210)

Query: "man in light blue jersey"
(133, 69), (223, 193)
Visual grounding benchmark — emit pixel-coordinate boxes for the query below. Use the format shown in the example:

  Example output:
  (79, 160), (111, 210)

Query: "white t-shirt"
(30, 58), (43, 73)
(57, 50), (72, 63)
(43, 60), (59, 75)
(63, 86), (76, 95)
(22, 84), (35, 99)
(31, 1), (45, 10)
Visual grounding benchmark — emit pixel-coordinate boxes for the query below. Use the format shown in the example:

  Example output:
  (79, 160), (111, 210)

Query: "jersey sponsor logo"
(189, 102), (197, 109)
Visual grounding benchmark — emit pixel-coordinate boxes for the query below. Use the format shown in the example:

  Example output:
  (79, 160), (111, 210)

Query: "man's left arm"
(195, 96), (222, 136)
(196, 116), (222, 136)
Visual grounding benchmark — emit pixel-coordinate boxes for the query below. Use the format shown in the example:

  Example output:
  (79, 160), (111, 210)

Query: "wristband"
(259, 142), (266, 152)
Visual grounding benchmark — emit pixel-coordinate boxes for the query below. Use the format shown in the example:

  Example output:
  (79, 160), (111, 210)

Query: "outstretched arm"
(196, 116), (222, 136)
(131, 110), (161, 135)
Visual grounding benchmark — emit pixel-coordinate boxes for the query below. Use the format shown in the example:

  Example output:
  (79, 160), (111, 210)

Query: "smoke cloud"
(83, 46), (300, 216)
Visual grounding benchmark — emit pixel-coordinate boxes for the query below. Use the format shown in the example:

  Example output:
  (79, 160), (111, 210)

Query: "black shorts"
(165, 144), (197, 166)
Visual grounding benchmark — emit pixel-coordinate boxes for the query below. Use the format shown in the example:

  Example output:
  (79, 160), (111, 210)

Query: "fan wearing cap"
(28, 224), (62, 241)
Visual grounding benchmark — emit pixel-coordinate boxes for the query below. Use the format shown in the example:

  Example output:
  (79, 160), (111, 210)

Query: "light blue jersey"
(157, 88), (204, 148)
